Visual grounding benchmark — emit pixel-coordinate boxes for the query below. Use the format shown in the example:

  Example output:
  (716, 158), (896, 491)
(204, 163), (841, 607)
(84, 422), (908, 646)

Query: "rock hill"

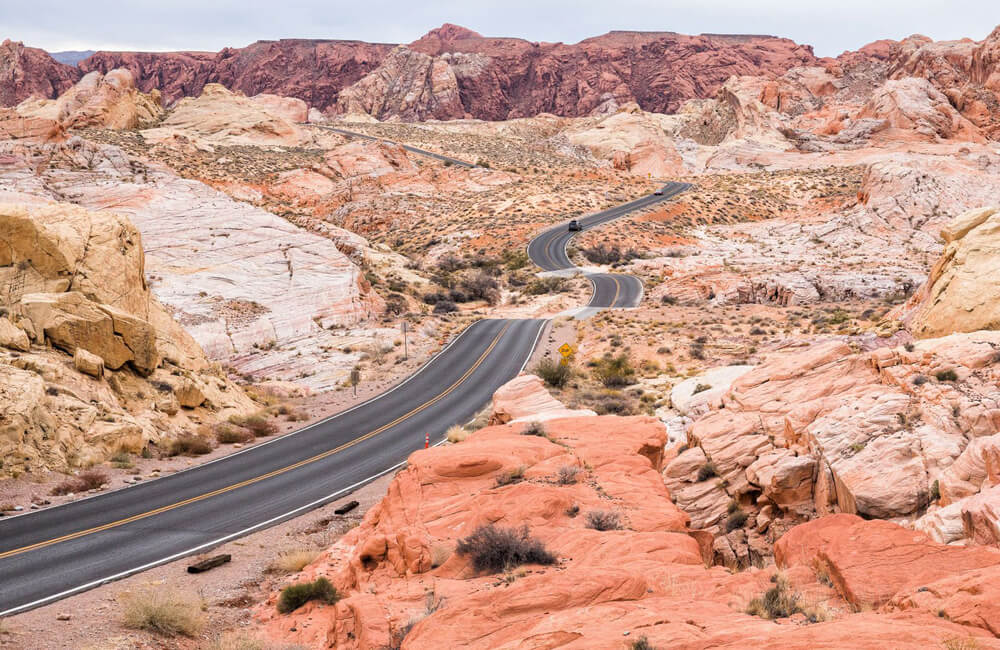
(0, 201), (254, 475)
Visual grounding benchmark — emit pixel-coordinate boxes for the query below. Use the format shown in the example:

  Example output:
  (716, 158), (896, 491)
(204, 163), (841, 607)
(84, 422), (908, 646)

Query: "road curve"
(527, 182), (692, 312)
(311, 125), (475, 168)
(0, 151), (687, 616)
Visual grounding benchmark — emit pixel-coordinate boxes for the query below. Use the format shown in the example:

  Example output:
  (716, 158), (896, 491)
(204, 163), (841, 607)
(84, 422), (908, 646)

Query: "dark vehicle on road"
(568, 219), (581, 231)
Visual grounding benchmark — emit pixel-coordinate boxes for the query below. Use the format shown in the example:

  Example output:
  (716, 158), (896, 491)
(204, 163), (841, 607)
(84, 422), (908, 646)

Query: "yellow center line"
(609, 275), (621, 307)
(0, 323), (511, 561)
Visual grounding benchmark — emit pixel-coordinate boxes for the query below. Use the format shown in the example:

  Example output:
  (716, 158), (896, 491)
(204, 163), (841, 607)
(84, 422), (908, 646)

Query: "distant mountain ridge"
(50, 50), (96, 65)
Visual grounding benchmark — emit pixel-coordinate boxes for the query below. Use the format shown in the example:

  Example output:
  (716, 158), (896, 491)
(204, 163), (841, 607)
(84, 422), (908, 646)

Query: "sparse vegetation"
(269, 549), (320, 574)
(533, 358), (571, 388)
(455, 524), (556, 573)
(51, 469), (109, 495)
(169, 434), (215, 456)
(725, 509), (749, 532)
(936, 369), (958, 382)
(557, 465), (580, 485)
(228, 413), (278, 437)
(276, 577), (340, 614)
(495, 466), (526, 487)
(746, 574), (801, 620)
(630, 637), (656, 650)
(585, 510), (622, 531)
(121, 587), (205, 637)
(692, 383), (712, 395)
(521, 421), (546, 437)
(697, 462), (718, 482)
(592, 353), (636, 388)
(446, 424), (470, 443)
(214, 422), (254, 444)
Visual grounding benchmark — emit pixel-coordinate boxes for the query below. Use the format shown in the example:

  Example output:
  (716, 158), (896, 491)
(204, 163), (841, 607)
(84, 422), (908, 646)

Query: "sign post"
(558, 343), (574, 366)
(401, 320), (409, 360)
(350, 367), (360, 397)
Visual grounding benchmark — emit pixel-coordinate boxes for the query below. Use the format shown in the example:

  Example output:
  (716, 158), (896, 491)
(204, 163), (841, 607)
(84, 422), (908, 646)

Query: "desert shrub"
(630, 637), (656, 650)
(521, 421), (546, 437)
(269, 549), (320, 574)
(913, 374), (929, 386)
(697, 462), (718, 482)
(930, 479), (941, 502)
(585, 510), (622, 531)
(692, 383), (712, 395)
(494, 466), (525, 487)
(557, 465), (580, 485)
(433, 300), (458, 314)
(45, 386), (60, 396)
(583, 389), (638, 416)
(229, 413), (277, 437)
(936, 369), (958, 382)
(524, 276), (567, 295)
(202, 632), (297, 650)
(276, 577), (340, 614)
(51, 468), (110, 495)
(455, 524), (556, 573)
(384, 292), (408, 315)
(746, 574), (801, 620)
(169, 434), (214, 456)
(661, 295), (678, 305)
(533, 358), (571, 388)
(422, 291), (446, 304)
(121, 587), (205, 637)
(502, 249), (529, 270)
(725, 509), (749, 532)
(592, 353), (636, 388)
(565, 504), (580, 517)
(214, 423), (254, 444)
(461, 271), (500, 305)
(445, 424), (469, 443)
(110, 451), (133, 469)
(581, 243), (622, 265)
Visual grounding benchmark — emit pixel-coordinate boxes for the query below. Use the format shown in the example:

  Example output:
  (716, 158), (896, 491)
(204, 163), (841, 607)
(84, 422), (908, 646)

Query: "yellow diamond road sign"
(558, 343), (573, 358)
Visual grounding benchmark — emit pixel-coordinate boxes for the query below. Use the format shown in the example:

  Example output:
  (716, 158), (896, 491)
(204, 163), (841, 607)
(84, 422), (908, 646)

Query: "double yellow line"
(0, 323), (510, 561)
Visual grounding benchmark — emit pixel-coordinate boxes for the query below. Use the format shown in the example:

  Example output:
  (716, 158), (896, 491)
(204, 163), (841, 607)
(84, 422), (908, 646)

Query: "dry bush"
(557, 465), (580, 485)
(533, 358), (571, 388)
(494, 466), (525, 487)
(201, 631), (306, 650)
(445, 425), (469, 443)
(585, 510), (622, 531)
(269, 549), (320, 574)
(521, 421), (546, 437)
(214, 423), (254, 444)
(121, 587), (205, 637)
(746, 574), (801, 620)
(229, 412), (278, 437)
(455, 524), (556, 573)
(169, 434), (215, 456)
(51, 469), (109, 495)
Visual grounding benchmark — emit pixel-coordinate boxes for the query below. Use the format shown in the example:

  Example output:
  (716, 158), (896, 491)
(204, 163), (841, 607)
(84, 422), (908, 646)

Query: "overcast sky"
(7, 0), (999, 57)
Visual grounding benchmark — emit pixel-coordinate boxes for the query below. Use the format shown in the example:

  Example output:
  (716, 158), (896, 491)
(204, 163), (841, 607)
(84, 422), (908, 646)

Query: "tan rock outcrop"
(899, 206), (1000, 337)
(0, 201), (254, 475)
(0, 108), (66, 143)
(73, 347), (104, 378)
(857, 77), (986, 143)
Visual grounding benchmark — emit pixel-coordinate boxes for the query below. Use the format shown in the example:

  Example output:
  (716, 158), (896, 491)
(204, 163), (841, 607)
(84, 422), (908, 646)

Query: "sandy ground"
(0, 472), (394, 649)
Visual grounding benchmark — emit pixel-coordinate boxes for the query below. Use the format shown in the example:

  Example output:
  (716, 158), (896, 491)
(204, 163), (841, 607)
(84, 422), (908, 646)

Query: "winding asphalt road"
(528, 182), (692, 315)
(0, 161), (687, 617)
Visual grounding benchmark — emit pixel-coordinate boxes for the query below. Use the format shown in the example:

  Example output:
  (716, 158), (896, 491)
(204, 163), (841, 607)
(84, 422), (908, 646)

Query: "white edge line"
(0, 319), (491, 523)
(2, 319), (535, 618)
(0, 459), (409, 618)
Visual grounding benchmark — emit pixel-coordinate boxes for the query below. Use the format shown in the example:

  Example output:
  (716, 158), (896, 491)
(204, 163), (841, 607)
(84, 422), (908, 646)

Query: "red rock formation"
(0, 39), (80, 106)
(79, 39), (394, 108)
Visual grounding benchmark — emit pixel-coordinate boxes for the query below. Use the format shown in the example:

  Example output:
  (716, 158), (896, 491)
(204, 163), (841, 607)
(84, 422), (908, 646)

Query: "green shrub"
(276, 577), (340, 614)
(455, 524), (556, 573)
(630, 637), (656, 650)
(533, 358), (571, 388)
(229, 413), (278, 437)
(692, 383), (712, 395)
(725, 509), (748, 532)
(592, 353), (636, 388)
(936, 369), (958, 382)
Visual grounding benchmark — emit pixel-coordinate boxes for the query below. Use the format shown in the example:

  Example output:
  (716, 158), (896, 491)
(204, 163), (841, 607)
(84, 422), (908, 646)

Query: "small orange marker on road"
(425, 432), (429, 449)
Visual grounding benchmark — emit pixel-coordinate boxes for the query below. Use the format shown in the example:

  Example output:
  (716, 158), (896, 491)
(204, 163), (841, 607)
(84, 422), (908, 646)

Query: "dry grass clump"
(557, 465), (580, 485)
(169, 434), (215, 456)
(494, 466), (526, 487)
(445, 424), (469, 443)
(120, 587), (205, 637)
(51, 468), (109, 495)
(269, 549), (320, 574)
(746, 574), (802, 620)
(228, 412), (278, 437)
(213, 422), (254, 444)
(276, 577), (340, 614)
